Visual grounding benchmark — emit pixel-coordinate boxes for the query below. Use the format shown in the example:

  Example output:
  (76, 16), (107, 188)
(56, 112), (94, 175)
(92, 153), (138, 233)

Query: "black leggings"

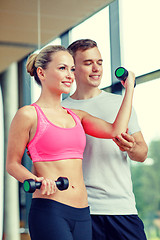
(29, 198), (92, 240)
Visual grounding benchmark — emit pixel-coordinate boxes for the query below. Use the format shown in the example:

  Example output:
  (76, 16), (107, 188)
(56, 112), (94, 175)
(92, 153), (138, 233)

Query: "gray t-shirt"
(62, 90), (140, 214)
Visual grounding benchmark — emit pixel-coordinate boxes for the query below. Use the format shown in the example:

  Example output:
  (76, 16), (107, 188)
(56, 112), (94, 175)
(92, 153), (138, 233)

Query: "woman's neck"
(36, 91), (62, 110)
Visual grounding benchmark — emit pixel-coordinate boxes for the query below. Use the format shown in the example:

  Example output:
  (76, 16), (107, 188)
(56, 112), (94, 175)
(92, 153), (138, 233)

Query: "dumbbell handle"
(32, 178), (67, 189)
(23, 177), (69, 193)
(115, 67), (136, 87)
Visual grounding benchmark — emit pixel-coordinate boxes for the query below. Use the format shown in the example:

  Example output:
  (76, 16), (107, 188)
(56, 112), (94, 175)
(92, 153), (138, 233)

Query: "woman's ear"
(37, 67), (45, 81)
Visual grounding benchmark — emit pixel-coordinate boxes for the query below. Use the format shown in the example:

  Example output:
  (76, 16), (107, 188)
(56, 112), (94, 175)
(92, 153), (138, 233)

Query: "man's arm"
(113, 131), (148, 162)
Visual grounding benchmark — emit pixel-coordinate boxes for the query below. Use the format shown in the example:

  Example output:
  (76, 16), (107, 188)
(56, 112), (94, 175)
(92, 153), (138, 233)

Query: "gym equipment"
(115, 67), (136, 87)
(23, 177), (69, 193)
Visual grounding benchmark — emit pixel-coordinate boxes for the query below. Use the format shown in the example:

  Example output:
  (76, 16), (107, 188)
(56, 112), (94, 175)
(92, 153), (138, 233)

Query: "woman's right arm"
(6, 106), (40, 183)
(6, 106), (56, 195)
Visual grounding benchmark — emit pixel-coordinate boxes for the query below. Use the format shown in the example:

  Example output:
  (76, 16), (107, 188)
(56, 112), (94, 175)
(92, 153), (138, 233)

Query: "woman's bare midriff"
(32, 158), (88, 208)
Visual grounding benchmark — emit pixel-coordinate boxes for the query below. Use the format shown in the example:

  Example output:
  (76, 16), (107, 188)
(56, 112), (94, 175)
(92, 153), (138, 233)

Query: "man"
(62, 39), (148, 240)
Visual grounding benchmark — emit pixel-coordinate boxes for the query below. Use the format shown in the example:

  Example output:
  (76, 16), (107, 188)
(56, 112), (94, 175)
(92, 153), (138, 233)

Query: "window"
(131, 78), (160, 239)
(133, 79), (160, 144)
(119, 0), (160, 76)
(70, 6), (111, 89)
(119, 1), (160, 237)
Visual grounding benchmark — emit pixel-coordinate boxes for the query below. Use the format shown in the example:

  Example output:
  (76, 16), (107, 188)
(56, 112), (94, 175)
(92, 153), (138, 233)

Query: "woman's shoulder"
(17, 105), (35, 116)
(14, 105), (37, 124)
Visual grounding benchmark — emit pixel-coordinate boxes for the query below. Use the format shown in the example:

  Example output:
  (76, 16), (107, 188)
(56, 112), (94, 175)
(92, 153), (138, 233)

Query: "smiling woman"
(6, 45), (92, 240)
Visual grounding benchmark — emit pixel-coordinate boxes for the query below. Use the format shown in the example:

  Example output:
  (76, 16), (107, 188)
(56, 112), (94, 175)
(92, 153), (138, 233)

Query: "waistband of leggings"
(30, 198), (91, 221)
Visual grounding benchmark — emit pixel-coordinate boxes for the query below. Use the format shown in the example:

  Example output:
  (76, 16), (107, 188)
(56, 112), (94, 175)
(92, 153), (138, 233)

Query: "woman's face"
(41, 51), (75, 94)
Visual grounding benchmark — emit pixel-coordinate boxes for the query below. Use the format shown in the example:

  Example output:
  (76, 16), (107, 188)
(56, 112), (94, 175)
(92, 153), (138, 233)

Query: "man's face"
(74, 47), (103, 88)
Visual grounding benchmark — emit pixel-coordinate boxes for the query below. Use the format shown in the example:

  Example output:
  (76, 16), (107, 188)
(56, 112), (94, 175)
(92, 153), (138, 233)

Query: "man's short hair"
(67, 39), (97, 58)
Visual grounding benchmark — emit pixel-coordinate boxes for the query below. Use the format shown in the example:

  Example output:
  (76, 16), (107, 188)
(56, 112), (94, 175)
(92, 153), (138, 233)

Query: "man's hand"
(113, 130), (148, 162)
(113, 132), (136, 152)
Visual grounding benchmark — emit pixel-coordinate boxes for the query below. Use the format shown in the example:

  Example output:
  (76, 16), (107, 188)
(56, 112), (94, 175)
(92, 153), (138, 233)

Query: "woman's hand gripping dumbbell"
(23, 177), (69, 193)
(115, 67), (136, 87)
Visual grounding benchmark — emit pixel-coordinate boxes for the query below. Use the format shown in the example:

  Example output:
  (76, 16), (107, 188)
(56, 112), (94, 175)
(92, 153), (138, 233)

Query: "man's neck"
(70, 87), (102, 100)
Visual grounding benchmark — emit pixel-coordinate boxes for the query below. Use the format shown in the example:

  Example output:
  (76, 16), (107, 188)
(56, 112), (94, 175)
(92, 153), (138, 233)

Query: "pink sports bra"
(27, 103), (86, 163)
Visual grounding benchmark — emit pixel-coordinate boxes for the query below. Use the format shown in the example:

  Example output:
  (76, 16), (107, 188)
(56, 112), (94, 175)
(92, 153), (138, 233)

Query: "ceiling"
(0, 0), (114, 74)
